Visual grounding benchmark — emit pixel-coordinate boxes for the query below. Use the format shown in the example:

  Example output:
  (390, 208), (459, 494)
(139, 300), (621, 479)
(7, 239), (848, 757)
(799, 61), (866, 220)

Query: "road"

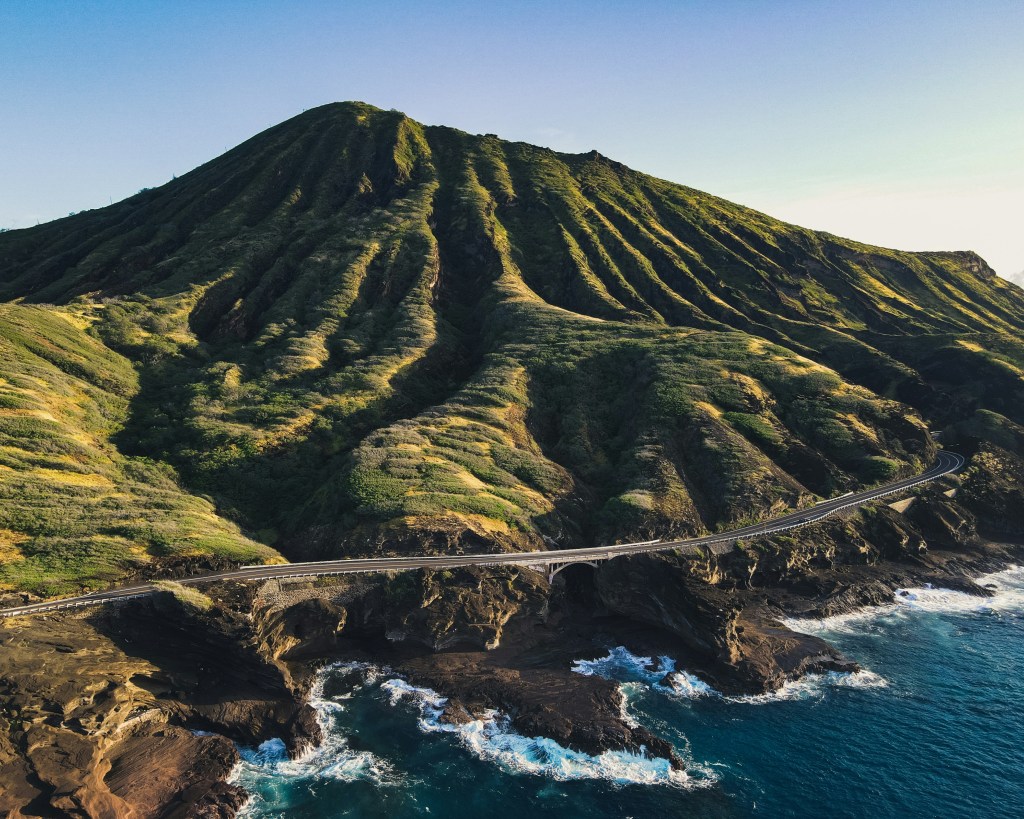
(0, 450), (965, 618)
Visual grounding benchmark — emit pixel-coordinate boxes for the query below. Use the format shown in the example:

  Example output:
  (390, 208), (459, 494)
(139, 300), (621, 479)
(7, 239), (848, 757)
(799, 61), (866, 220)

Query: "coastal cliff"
(2, 444), (1022, 816)
(2, 103), (1024, 814)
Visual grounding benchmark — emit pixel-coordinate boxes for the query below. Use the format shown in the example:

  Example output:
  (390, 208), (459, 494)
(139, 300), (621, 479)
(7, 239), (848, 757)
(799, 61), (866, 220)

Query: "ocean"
(229, 566), (1024, 818)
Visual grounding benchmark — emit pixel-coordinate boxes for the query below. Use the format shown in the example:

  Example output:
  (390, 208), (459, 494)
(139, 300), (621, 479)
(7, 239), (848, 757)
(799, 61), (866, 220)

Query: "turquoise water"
(232, 566), (1024, 818)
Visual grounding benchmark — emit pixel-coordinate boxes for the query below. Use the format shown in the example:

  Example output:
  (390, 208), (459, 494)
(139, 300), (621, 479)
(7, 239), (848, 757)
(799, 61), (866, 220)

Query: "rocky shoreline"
(2, 444), (1023, 817)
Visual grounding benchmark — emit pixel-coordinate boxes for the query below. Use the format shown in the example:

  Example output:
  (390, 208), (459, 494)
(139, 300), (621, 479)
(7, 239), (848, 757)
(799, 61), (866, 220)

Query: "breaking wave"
(896, 565), (1024, 613)
(571, 645), (716, 698)
(380, 677), (713, 788)
(571, 646), (887, 704)
(231, 569), (1024, 812)
(785, 565), (1024, 636)
(233, 658), (713, 810)
(726, 669), (888, 703)
(225, 565), (1024, 817)
(231, 663), (400, 816)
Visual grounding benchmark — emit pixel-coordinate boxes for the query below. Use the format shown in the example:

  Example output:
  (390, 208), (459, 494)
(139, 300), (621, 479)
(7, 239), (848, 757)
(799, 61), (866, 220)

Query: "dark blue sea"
(230, 566), (1024, 818)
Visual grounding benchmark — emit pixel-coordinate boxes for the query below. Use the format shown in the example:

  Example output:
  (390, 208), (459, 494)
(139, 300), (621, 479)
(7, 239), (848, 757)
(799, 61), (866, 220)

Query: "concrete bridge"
(0, 451), (964, 618)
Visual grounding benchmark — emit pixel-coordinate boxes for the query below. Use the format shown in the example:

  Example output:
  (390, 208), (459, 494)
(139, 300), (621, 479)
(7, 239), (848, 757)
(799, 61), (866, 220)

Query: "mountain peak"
(1, 105), (1023, 593)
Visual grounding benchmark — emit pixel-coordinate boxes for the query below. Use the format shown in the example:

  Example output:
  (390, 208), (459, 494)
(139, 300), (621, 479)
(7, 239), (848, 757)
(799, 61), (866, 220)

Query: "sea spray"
(379, 676), (711, 787)
(571, 646), (886, 703)
(572, 646), (716, 699)
(725, 669), (888, 703)
(895, 565), (1024, 613)
(785, 565), (1024, 636)
(230, 662), (401, 816)
(233, 658), (714, 813)
(228, 578), (1024, 818)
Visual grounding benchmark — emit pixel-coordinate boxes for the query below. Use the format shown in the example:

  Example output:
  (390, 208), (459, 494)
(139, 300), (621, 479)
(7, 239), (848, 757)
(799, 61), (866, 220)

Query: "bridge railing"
(0, 452), (963, 618)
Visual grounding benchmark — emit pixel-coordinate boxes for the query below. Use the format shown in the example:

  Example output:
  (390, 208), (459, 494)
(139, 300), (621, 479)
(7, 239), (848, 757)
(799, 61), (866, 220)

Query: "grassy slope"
(0, 305), (281, 595)
(0, 102), (1021, 593)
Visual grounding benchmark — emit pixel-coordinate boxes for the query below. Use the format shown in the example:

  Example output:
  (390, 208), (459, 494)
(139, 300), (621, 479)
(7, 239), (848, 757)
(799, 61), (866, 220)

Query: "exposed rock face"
(0, 565), (557, 816)
(593, 555), (856, 693)
(944, 250), (998, 281)
(103, 728), (246, 819)
(0, 591), (316, 818)
(1, 101), (1023, 816)
(108, 592), (320, 751)
(379, 566), (549, 650)
(959, 444), (1024, 536)
(0, 612), (248, 818)
(395, 647), (681, 766)
(586, 459), (1024, 695)
(255, 596), (347, 665)
(3, 453), (1022, 816)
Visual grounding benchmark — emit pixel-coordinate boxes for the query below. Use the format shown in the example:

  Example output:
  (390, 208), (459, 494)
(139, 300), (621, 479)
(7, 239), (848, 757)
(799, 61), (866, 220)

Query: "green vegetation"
(0, 102), (1022, 595)
(0, 305), (281, 596)
(152, 579), (214, 611)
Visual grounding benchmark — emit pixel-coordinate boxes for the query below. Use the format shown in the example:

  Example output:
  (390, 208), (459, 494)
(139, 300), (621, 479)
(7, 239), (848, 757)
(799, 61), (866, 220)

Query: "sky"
(2, 1), (1022, 280)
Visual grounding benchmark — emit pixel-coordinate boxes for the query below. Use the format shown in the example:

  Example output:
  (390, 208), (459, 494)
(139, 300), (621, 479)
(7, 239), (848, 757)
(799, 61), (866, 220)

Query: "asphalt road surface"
(0, 450), (965, 618)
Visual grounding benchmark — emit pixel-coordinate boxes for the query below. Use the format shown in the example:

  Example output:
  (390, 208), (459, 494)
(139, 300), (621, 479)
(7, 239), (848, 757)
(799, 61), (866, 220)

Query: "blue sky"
(2, 1), (1021, 277)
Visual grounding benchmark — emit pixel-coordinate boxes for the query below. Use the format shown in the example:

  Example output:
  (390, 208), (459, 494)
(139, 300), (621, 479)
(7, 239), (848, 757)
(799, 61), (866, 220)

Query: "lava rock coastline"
(2, 446), (1023, 817)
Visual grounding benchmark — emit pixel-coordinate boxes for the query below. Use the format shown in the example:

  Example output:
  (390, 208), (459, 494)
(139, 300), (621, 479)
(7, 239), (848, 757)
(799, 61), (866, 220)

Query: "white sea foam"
(668, 671), (718, 698)
(230, 662), (400, 816)
(380, 676), (712, 788)
(571, 645), (885, 705)
(616, 685), (640, 728)
(725, 669), (888, 704)
(783, 604), (900, 635)
(785, 565), (1024, 636)
(571, 645), (666, 681)
(571, 646), (716, 699)
(897, 565), (1024, 613)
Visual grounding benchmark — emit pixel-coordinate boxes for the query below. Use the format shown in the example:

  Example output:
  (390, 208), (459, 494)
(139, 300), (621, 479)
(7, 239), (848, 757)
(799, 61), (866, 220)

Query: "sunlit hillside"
(2, 102), (1023, 595)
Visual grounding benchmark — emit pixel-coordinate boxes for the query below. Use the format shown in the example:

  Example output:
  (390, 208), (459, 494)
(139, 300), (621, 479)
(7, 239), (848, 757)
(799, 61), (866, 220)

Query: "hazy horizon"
(2, 1), (1021, 278)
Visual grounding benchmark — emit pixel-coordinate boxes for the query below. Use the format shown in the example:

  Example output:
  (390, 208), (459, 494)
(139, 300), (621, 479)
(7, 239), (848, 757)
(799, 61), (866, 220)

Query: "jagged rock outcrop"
(0, 611), (249, 818)
(2, 458), (1022, 815)
(593, 554), (856, 693)
(1, 103), (1024, 815)
(959, 444), (1024, 536)
(0, 590), (318, 819)
(379, 566), (549, 650)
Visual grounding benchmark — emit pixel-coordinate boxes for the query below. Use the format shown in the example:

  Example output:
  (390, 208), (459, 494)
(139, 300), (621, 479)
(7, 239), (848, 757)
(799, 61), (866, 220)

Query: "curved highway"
(0, 450), (965, 618)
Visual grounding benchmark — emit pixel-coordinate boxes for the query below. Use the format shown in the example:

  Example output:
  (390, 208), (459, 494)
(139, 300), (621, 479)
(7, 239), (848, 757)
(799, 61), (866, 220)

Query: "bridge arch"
(546, 560), (599, 584)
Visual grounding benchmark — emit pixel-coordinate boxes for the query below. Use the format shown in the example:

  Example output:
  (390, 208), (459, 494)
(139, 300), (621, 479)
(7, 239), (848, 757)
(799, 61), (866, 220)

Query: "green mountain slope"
(0, 304), (282, 594)
(1, 102), (1022, 594)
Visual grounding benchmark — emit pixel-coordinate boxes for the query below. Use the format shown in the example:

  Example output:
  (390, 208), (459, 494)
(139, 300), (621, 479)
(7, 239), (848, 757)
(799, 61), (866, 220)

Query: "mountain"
(6, 102), (1024, 819)
(2, 101), (1024, 597)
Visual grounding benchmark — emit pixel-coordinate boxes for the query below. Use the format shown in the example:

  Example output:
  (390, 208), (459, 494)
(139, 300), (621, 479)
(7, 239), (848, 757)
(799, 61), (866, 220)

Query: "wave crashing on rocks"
(785, 565), (1024, 636)
(231, 658), (714, 816)
(570, 645), (886, 704)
